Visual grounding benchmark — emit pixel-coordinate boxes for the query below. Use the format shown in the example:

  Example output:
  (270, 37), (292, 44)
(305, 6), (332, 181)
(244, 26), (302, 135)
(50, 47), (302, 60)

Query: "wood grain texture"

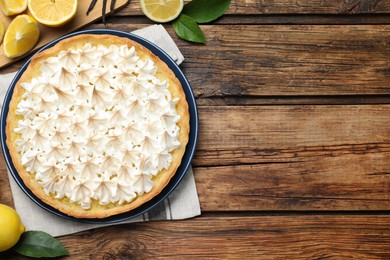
(9, 215), (385, 259)
(195, 161), (390, 211)
(183, 25), (390, 98)
(118, 0), (390, 15)
(193, 105), (390, 211)
(194, 105), (390, 165)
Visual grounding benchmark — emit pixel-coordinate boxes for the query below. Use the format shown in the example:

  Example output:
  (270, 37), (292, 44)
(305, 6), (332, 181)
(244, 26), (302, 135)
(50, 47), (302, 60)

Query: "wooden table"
(1, 1), (390, 258)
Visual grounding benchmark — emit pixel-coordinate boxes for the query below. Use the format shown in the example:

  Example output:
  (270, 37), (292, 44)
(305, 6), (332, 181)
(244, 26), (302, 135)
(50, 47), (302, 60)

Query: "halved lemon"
(140, 0), (183, 23)
(3, 14), (40, 58)
(28, 0), (77, 27)
(0, 0), (27, 16)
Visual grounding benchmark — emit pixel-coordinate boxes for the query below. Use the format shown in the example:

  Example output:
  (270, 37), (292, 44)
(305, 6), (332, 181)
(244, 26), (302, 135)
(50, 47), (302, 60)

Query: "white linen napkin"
(0, 25), (200, 237)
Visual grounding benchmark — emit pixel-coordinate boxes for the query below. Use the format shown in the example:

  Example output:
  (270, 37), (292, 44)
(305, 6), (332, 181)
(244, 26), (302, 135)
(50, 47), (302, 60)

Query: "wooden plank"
(184, 25), (390, 97)
(118, 0), (390, 15)
(209, 14), (390, 26)
(195, 95), (390, 106)
(194, 105), (390, 165)
(0, 0), (129, 69)
(195, 160), (390, 211)
(191, 105), (390, 211)
(2, 215), (387, 259)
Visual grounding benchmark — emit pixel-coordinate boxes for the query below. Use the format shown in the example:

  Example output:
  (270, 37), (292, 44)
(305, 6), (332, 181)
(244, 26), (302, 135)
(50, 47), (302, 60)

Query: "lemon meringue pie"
(6, 34), (189, 218)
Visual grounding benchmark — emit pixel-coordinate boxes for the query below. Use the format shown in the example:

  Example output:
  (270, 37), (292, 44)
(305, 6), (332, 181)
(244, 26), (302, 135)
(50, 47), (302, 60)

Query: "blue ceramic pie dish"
(0, 29), (198, 224)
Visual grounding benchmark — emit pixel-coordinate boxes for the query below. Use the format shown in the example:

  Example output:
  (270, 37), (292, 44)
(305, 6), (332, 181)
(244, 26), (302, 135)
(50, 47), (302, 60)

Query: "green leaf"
(183, 0), (231, 23)
(172, 14), (206, 44)
(13, 231), (69, 258)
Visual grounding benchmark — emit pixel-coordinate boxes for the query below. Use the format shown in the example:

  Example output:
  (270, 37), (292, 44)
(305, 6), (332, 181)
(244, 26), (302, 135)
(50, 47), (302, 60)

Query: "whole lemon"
(0, 204), (25, 252)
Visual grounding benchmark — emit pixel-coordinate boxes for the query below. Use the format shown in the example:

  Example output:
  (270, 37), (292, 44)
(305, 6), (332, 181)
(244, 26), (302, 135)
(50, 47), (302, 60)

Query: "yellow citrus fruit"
(0, 19), (5, 44)
(140, 0), (183, 23)
(0, 0), (27, 16)
(3, 14), (40, 58)
(0, 204), (25, 252)
(28, 0), (77, 27)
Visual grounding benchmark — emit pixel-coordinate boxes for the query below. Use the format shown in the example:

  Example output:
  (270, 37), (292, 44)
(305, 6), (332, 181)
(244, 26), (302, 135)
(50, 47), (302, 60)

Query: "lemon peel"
(0, 204), (25, 252)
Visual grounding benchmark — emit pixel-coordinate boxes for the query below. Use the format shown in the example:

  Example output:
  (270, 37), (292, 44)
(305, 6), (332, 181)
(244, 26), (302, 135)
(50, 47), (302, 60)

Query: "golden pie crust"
(6, 34), (189, 219)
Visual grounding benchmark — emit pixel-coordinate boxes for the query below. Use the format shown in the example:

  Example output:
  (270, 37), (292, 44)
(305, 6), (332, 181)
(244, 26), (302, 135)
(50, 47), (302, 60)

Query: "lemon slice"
(3, 14), (40, 58)
(140, 0), (183, 23)
(28, 0), (77, 27)
(0, 0), (27, 16)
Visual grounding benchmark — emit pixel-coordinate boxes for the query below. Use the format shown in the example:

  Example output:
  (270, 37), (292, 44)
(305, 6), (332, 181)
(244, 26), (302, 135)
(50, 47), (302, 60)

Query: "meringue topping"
(15, 43), (181, 209)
